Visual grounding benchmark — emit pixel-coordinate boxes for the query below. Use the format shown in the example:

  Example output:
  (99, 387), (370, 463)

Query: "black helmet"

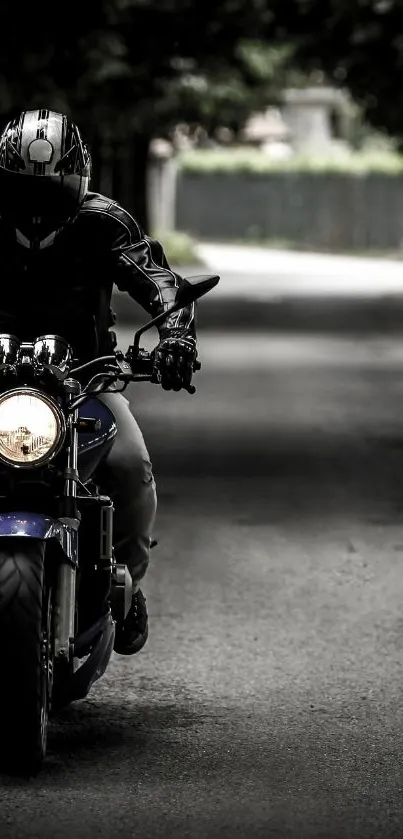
(0, 109), (91, 249)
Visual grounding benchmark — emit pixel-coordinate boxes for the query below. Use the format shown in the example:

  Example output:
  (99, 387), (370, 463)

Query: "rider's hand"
(152, 335), (197, 392)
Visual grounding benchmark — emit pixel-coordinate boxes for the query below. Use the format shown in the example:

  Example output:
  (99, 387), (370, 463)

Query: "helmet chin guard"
(15, 227), (58, 250)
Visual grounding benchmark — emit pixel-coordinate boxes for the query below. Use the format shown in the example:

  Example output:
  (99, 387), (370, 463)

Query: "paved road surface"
(113, 243), (403, 333)
(196, 242), (403, 299)
(2, 322), (403, 838)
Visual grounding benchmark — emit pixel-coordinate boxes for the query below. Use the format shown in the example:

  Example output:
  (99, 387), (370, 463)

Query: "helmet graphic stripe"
(23, 110), (42, 146)
(36, 109), (49, 139)
(16, 112), (25, 155)
(49, 112), (64, 157)
(34, 109), (49, 174)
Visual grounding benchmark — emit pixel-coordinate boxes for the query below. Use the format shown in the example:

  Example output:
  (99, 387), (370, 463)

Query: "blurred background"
(4, 3), (403, 838)
(2, 0), (403, 253)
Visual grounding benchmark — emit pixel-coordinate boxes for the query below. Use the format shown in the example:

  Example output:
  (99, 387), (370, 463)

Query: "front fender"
(0, 513), (77, 562)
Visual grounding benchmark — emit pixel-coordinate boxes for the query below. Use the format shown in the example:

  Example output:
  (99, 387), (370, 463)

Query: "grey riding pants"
(96, 392), (157, 590)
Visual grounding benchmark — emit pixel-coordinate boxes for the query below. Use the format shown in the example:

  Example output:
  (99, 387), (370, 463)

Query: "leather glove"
(152, 335), (198, 392)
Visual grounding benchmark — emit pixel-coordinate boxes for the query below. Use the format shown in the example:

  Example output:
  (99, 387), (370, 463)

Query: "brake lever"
(181, 357), (201, 394)
(186, 357), (201, 392)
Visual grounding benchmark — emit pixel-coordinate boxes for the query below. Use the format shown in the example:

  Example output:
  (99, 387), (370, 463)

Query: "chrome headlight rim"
(0, 387), (66, 469)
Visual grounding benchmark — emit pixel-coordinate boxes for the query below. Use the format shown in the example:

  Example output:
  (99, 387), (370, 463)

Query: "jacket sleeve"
(107, 203), (196, 341)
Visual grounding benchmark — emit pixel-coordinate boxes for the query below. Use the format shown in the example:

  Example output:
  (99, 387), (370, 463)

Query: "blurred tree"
(0, 0), (297, 229)
(155, 42), (295, 140)
(1, 1), (402, 227)
(264, 0), (403, 145)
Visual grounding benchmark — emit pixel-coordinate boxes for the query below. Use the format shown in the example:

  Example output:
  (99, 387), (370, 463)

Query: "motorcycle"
(0, 273), (219, 774)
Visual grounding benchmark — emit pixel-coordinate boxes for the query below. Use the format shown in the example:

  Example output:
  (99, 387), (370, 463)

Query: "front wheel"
(0, 538), (52, 774)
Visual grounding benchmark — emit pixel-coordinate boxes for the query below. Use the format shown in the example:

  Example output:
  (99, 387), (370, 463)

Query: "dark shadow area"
(1, 691), (403, 839)
(142, 426), (403, 525)
(113, 290), (403, 334)
(149, 431), (402, 478)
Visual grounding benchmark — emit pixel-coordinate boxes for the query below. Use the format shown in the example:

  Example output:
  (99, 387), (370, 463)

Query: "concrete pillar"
(147, 140), (178, 233)
(282, 87), (348, 155)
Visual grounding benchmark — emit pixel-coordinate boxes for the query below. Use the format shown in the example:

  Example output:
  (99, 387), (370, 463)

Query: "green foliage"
(152, 230), (204, 266)
(4, 1), (403, 226)
(0, 1), (301, 227)
(263, 0), (403, 141)
(178, 147), (403, 175)
(1, 1), (403, 146)
(157, 41), (296, 134)
(0, 1), (297, 137)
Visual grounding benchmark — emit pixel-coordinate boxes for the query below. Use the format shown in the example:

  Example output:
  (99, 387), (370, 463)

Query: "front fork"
(53, 380), (119, 663)
(54, 561), (77, 661)
(53, 380), (80, 662)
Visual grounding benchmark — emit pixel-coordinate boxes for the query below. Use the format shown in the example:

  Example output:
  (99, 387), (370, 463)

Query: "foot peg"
(110, 563), (132, 624)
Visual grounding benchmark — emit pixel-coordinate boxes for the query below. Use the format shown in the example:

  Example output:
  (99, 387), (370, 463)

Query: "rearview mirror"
(172, 274), (220, 311)
(131, 273), (220, 350)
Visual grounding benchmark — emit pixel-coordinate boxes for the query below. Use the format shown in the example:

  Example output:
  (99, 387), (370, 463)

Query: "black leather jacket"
(0, 191), (196, 361)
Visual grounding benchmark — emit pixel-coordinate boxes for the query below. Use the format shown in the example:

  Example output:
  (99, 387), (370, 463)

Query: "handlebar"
(69, 349), (153, 380)
(131, 350), (200, 394)
(68, 346), (201, 404)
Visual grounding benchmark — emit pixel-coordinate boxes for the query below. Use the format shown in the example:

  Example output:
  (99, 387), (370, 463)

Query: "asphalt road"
(2, 323), (403, 838)
(113, 244), (403, 333)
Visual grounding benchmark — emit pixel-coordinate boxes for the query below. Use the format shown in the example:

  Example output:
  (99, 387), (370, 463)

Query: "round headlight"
(0, 389), (65, 467)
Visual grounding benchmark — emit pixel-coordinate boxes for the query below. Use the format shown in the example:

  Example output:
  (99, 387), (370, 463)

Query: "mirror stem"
(132, 303), (178, 352)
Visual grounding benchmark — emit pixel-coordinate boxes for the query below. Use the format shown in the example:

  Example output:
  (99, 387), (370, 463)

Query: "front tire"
(0, 538), (51, 774)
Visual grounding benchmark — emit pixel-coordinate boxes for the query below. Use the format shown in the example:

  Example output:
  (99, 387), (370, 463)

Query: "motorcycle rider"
(0, 109), (198, 655)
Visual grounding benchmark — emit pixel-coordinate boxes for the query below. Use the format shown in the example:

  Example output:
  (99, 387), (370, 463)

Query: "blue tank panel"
(77, 397), (117, 481)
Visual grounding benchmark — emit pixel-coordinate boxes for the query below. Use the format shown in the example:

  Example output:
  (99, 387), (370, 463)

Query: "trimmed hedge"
(178, 147), (403, 176)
